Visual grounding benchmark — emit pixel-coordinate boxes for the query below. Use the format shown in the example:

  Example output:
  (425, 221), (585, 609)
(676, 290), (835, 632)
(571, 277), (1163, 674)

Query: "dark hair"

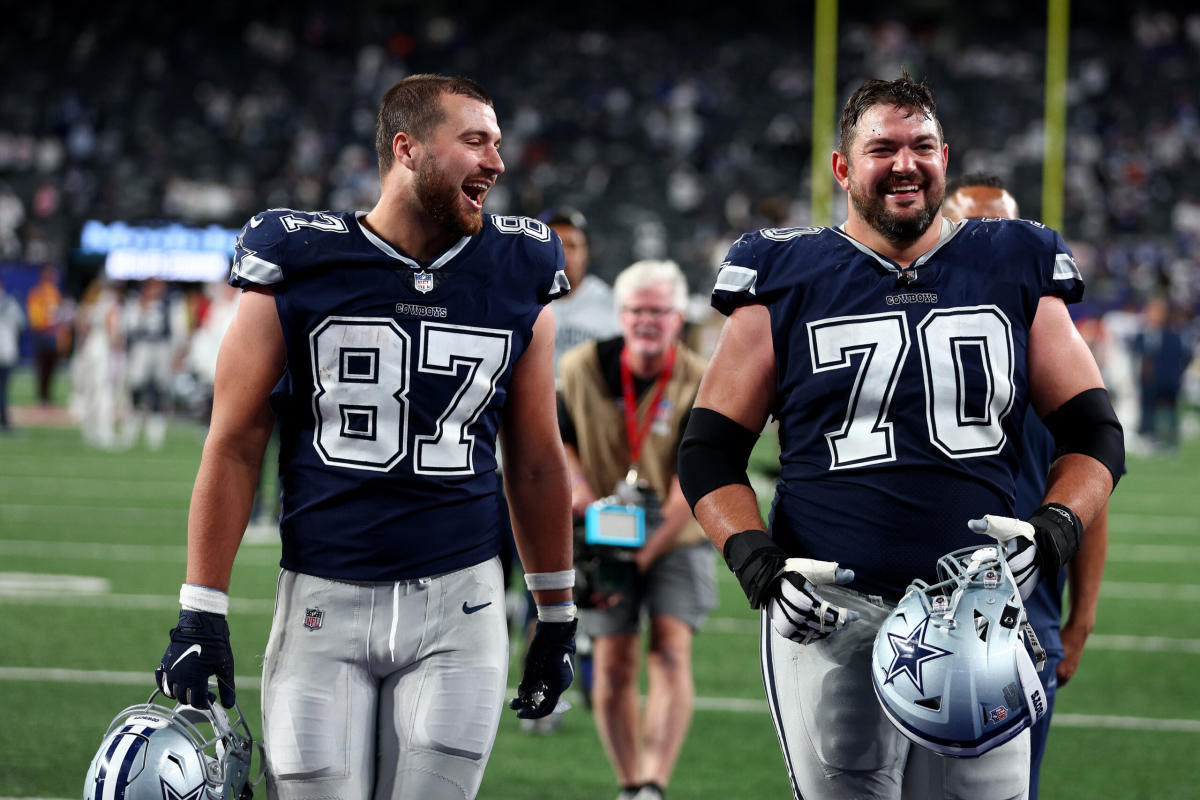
(375, 74), (493, 178)
(537, 205), (588, 233)
(838, 69), (943, 157)
(946, 173), (1005, 196)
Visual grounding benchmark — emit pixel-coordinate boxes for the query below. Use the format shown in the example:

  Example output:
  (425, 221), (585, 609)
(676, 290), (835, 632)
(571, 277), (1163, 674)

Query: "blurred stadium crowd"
(0, 1), (1196, 448)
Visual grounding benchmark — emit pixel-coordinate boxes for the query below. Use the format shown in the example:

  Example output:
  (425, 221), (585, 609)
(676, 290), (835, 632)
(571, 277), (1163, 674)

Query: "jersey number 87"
(309, 317), (512, 475)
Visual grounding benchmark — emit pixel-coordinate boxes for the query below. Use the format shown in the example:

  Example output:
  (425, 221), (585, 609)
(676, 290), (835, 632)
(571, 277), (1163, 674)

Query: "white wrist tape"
(783, 557), (840, 586)
(524, 569), (576, 592)
(536, 601), (578, 623)
(180, 584), (229, 616)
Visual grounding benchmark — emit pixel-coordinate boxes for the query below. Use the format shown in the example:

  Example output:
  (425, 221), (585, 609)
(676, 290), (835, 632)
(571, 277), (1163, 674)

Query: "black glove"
(509, 619), (577, 719)
(968, 502), (1083, 601)
(723, 529), (787, 609)
(1028, 503), (1084, 578)
(155, 609), (236, 709)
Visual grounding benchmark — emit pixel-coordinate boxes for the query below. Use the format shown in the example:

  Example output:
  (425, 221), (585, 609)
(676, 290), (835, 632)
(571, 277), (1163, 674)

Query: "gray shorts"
(581, 541), (718, 637)
(260, 559), (508, 800)
(762, 583), (1030, 800)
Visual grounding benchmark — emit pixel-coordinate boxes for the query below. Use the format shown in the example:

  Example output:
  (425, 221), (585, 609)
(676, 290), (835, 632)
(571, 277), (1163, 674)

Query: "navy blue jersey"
(230, 209), (568, 581)
(712, 219), (1083, 599)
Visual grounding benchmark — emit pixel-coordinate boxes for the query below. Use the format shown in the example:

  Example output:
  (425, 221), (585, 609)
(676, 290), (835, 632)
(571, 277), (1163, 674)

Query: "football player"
(944, 174), (1109, 800)
(678, 73), (1122, 799)
(154, 74), (577, 800)
(540, 206), (621, 373)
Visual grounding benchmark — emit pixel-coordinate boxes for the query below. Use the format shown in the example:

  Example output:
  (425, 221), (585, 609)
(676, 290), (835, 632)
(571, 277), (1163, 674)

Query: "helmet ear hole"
(914, 696), (942, 712)
(972, 609), (990, 641)
(165, 752), (188, 777)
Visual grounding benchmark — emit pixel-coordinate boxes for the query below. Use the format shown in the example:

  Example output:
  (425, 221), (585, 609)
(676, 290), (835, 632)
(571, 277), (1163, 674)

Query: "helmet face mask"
(871, 545), (1047, 758)
(84, 690), (260, 800)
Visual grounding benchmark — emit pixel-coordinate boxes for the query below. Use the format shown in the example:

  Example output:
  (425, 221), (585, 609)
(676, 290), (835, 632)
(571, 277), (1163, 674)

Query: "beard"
(848, 174), (944, 245)
(414, 155), (484, 237)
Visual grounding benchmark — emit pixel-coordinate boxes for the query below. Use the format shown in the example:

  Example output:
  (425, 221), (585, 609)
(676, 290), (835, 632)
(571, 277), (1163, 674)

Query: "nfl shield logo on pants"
(414, 271), (434, 293)
(304, 607), (324, 631)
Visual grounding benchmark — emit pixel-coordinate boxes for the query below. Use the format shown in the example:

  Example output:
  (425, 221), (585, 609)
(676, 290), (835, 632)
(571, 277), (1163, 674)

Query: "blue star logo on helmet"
(160, 777), (205, 800)
(882, 616), (952, 694)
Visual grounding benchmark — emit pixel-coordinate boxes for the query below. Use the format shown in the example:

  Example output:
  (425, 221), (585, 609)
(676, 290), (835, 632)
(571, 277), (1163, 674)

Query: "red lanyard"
(620, 345), (676, 469)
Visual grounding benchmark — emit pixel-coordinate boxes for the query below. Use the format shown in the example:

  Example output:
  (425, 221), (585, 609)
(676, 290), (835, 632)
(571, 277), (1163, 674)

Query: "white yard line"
(1106, 544), (1200, 562)
(1087, 634), (1200, 654)
(0, 475), (195, 488)
(0, 504), (184, 520)
(0, 587), (274, 614)
(1108, 513), (1200, 534)
(1099, 581), (1200, 601)
(2, 666), (1196, 734)
(0, 539), (276, 563)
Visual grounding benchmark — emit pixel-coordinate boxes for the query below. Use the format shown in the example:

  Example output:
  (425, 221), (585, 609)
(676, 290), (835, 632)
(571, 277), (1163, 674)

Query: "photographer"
(558, 259), (716, 800)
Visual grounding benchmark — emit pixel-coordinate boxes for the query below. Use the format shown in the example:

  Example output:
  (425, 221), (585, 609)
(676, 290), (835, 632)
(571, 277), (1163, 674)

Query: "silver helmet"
(871, 545), (1047, 758)
(84, 690), (260, 800)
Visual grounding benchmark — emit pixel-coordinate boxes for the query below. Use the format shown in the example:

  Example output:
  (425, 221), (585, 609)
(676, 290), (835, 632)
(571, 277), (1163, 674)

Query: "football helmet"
(871, 545), (1047, 758)
(84, 689), (261, 800)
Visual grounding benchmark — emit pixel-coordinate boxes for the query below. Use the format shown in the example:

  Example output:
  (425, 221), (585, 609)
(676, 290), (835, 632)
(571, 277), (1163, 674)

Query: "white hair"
(612, 259), (689, 312)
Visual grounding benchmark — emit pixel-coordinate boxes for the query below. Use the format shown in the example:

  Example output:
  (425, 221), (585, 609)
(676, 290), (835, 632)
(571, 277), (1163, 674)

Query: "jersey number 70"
(808, 306), (1015, 469)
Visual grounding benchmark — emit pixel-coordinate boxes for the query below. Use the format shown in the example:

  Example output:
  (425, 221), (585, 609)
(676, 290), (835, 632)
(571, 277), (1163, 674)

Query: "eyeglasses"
(620, 306), (677, 319)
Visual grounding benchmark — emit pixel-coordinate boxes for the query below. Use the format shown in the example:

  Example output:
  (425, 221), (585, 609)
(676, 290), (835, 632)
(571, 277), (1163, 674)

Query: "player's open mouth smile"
(462, 179), (491, 211)
(883, 182), (922, 200)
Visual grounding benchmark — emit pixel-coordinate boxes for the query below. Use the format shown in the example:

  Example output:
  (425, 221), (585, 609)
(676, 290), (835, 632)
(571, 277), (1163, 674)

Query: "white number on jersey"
(309, 318), (510, 473)
(917, 307), (1015, 457)
(808, 312), (910, 468)
(415, 324), (512, 475)
(280, 212), (349, 234)
(809, 306), (1015, 470)
(761, 226), (822, 242)
(492, 216), (552, 242)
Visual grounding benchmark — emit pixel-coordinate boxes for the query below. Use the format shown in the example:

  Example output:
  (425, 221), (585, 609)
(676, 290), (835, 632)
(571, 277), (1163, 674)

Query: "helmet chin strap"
(1020, 620), (1048, 672)
(1016, 630), (1049, 723)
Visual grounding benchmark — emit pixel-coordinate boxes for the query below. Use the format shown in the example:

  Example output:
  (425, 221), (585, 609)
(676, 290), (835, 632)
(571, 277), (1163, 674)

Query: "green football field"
(1, 370), (1198, 799)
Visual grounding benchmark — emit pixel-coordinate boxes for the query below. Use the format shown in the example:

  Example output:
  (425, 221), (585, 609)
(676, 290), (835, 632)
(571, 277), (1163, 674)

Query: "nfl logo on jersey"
(414, 271), (434, 293)
(304, 607), (324, 631)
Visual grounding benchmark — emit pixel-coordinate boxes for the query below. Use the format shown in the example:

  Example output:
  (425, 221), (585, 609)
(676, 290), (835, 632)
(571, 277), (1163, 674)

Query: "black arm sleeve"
(1041, 387), (1125, 489)
(677, 407), (760, 511)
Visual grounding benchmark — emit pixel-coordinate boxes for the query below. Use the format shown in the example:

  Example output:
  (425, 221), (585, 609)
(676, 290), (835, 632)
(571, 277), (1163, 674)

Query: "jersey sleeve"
(1041, 226), (1085, 305)
(229, 210), (292, 288)
(491, 215), (569, 304)
(537, 223), (570, 304)
(711, 233), (762, 316)
(1005, 220), (1083, 305)
(230, 210), (359, 289)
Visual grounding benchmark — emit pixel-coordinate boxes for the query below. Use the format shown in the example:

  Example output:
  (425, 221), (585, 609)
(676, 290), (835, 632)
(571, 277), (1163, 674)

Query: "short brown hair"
(838, 70), (943, 158)
(375, 74), (493, 177)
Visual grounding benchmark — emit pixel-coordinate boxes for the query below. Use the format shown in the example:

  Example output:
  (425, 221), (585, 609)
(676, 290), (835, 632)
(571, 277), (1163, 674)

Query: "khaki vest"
(559, 340), (708, 549)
